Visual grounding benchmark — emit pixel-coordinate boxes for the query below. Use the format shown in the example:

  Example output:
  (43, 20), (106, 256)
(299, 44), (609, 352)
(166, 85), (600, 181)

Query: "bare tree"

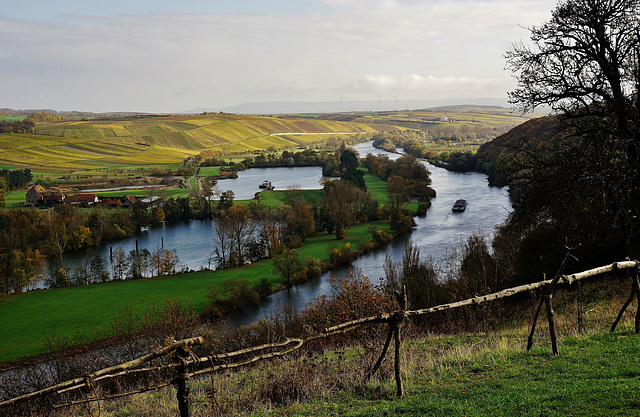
(504, 0), (640, 258)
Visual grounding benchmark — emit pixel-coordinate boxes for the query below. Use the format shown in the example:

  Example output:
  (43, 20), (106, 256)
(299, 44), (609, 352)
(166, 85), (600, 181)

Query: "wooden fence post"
(393, 286), (407, 397)
(364, 328), (394, 382)
(393, 322), (403, 397)
(174, 346), (192, 417)
(543, 294), (559, 355)
(364, 287), (407, 397)
(611, 267), (640, 333)
(527, 274), (562, 354)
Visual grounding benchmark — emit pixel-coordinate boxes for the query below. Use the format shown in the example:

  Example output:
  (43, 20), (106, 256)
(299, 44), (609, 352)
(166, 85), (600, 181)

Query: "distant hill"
(189, 98), (514, 115)
(0, 108), (150, 119)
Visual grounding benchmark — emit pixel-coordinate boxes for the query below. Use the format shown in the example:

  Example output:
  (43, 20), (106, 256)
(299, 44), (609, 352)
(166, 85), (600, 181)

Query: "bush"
(302, 256), (323, 279)
(252, 277), (273, 299)
(328, 243), (359, 267)
(300, 268), (396, 337)
(207, 278), (261, 312)
(367, 225), (392, 245)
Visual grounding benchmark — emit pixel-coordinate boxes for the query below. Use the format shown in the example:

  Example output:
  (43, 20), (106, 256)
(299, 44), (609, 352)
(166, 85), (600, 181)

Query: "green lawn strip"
(4, 190), (26, 207)
(0, 220), (385, 364)
(263, 331), (640, 417)
(188, 176), (198, 193)
(361, 168), (421, 213)
(198, 166), (221, 177)
(361, 167), (388, 205)
(236, 189), (324, 208)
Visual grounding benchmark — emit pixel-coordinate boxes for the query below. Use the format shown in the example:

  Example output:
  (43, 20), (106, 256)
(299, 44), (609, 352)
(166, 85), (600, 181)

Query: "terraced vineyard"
(36, 113), (376, 150)
(0, 114), (379, 173)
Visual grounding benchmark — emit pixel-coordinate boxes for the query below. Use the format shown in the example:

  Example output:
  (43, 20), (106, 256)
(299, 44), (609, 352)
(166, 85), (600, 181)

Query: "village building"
(25, 185), (45, 205)
(42, 189), (66, 205)
(66, 193), (99, 205)
(120, 195), (136, 208)
(26, 185), (66, 205)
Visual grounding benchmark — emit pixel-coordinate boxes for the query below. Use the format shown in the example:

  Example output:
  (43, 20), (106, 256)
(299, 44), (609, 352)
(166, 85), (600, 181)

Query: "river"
(60, 143), (512, 326)
(226, 142), (513, 326)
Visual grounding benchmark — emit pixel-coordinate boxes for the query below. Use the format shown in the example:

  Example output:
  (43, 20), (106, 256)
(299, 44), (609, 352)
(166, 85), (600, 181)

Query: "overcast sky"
(0, 0), (557, 113)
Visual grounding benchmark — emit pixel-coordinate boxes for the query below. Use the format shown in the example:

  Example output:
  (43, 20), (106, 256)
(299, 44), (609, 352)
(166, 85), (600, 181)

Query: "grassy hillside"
(87, 274), (639, 417)
(35, 114), (378, 151)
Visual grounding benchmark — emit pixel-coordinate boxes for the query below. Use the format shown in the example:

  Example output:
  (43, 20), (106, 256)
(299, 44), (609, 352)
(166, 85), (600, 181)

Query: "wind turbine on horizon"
(393, 92), (399, 111)
(377, 92), (383, 111)
(340, 93), (345, 112)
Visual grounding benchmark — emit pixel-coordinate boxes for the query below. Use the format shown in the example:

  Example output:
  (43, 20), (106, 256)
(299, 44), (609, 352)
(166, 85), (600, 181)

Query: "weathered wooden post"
(364, 329), (394, 382)
(364, 286), (407, 397)
(543, 294), (559, 355)
(393, 318), (404, 397)
(611, 266), (640, 333)
(174, 346), (192, 417)
(393, 286), (408, 397)
(527, 273), (562, 355)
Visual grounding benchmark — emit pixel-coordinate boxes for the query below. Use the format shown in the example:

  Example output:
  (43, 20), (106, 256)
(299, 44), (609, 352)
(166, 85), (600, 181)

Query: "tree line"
(0, 119), (35, 134)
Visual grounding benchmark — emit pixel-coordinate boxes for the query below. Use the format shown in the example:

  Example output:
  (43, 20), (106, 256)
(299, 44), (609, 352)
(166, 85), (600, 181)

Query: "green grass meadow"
(4, 191), (26, 207)
(197, 166), (222, 177)
(255, 330), (640, 417)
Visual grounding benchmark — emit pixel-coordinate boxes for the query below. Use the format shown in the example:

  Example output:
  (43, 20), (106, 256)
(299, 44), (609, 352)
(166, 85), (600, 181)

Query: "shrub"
(300, 269), (396, 338)
(207, 278), (261, 312)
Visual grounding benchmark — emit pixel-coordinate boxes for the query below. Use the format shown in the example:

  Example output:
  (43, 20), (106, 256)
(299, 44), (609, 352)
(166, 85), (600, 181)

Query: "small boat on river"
(259, 180), (275, 190)
(452, 199), (467, 212)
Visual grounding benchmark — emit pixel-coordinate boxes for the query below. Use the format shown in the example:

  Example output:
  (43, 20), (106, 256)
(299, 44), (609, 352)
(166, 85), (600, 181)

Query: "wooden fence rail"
(1, 260), (639, 416)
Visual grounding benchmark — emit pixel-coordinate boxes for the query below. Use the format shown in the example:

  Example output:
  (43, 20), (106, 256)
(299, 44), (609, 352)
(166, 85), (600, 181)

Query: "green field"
(4, 191), (26, 207)
(238, 189), (324, 208)
(0, 116), (25, 122)
(198, 166), (222, 177)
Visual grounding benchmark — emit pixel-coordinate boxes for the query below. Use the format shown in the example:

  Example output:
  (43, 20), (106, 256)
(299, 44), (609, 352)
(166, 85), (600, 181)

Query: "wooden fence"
(1, 260), (639, 416)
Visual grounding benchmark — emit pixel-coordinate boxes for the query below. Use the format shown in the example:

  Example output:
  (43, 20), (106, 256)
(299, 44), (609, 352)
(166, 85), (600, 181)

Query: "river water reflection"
(215, 166), (328, 200)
